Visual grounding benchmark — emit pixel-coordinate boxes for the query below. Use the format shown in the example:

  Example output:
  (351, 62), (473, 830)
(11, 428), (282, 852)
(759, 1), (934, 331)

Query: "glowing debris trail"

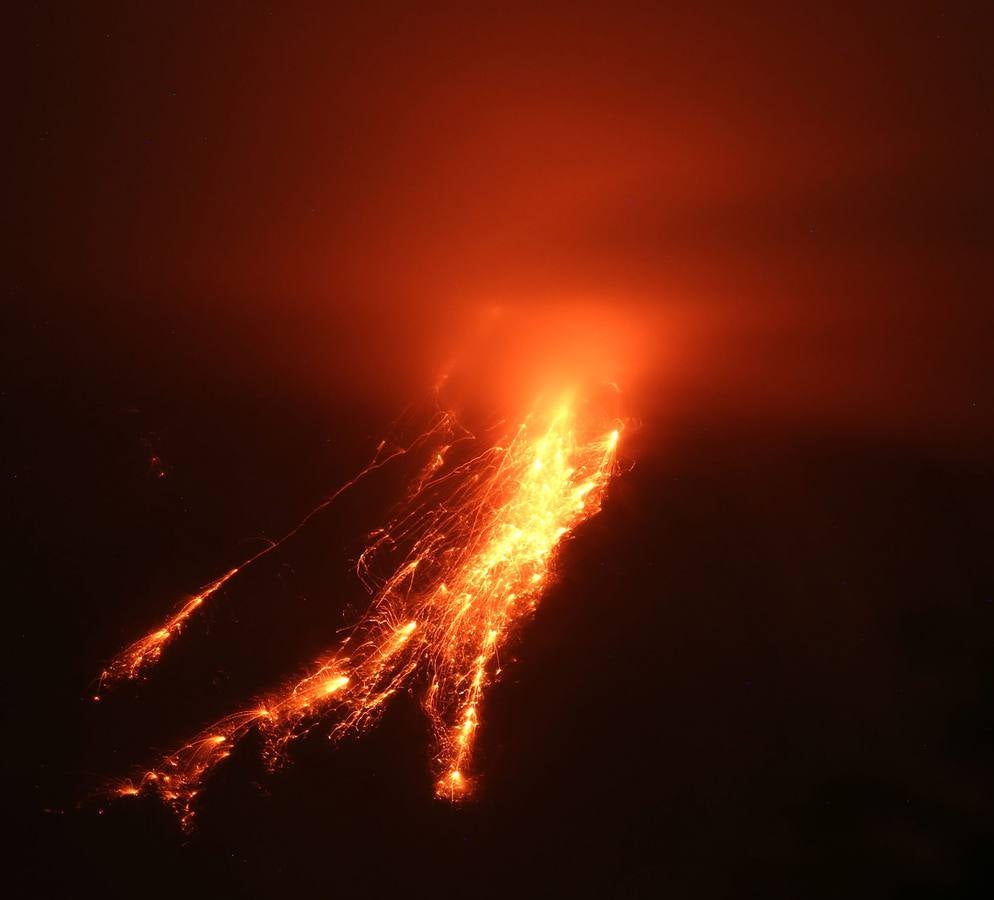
(97, 414), (461, 693)
(112, 398), (620, 820)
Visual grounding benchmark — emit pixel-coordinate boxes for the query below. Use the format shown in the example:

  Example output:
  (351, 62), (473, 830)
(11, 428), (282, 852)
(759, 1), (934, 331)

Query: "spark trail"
(97, 414), (459, 693)
(109, 396), (621, 821)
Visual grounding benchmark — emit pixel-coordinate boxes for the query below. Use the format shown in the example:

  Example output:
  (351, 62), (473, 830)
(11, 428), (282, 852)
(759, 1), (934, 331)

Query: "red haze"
(13, 4), (992, 448)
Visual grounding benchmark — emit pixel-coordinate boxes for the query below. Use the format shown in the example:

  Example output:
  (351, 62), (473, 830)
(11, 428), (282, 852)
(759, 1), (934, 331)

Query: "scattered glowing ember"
(106, 395), (621, 823)
(97, 418), (457, 693)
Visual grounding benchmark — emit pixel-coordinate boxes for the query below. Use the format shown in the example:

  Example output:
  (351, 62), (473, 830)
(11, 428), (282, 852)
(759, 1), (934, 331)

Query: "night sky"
(8, 3), (993, 897)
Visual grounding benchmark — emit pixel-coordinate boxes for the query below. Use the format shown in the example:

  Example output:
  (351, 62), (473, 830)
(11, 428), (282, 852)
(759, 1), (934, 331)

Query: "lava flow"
(96, 418), (455, 693)
(108, 395), (621, 822)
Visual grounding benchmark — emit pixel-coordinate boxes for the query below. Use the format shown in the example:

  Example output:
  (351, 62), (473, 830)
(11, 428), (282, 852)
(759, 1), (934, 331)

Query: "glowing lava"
(108, 396), (621, 822)
(97, 418), (456, 693)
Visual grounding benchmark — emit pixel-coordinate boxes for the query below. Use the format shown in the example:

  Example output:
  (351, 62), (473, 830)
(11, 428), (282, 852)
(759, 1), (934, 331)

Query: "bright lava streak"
(96, 420), (455, 693)
(108, 396), (621, 823)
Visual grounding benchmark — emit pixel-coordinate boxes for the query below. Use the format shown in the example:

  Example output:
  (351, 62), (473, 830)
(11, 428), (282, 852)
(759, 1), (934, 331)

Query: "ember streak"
(96, 417), (456, 691)
(108, 396), (621, 822)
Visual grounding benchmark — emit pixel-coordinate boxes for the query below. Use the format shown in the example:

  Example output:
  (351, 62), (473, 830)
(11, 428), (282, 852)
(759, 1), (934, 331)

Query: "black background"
(7, 3), (993, 897)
